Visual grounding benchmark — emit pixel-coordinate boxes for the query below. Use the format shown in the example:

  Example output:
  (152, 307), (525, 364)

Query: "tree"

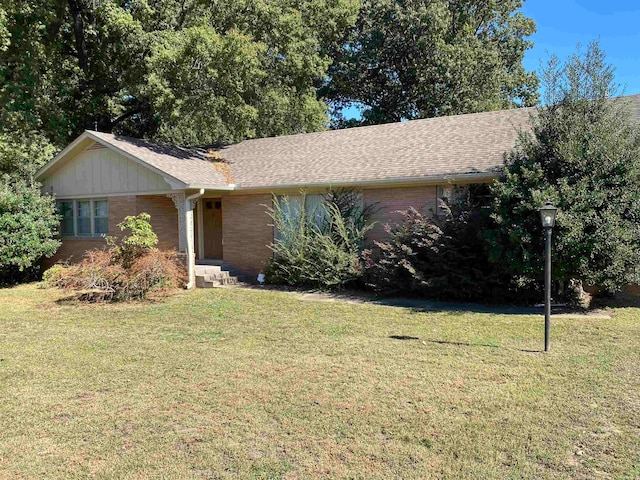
(322, 0), (539, 126)
(0, 175), (60, 280)
(0, 0), (358, 148)
(488, 41), (640, 293)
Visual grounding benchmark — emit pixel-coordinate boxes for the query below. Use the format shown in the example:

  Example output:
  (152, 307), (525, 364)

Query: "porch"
(170, 191), (266, 288)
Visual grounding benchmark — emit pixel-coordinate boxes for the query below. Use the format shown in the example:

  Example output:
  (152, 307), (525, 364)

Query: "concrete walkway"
(282, 289), (613, 319)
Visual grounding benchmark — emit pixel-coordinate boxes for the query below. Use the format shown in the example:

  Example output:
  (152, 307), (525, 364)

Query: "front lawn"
(0, 285), (638, 479)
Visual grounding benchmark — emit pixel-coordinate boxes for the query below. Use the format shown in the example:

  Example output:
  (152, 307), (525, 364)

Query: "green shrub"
(105, 213), (159, 268)
(488, 42), (640, 294)
(363, 188), (525, 303)
(0, 175), (60, 283)
(264, 190), (375, 289)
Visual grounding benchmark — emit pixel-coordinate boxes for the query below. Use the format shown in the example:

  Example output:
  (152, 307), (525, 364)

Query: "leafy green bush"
(0, 176), (60, 284)
(264, 190), (375, 289)
(44, 214), (185, 301)
(363, 187), (524, 303)
(488, 42), (640, 294)
(106, 213), (159, 268)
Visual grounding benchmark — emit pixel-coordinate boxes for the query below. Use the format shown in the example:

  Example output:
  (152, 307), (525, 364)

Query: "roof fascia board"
(226, 172), (500, 194)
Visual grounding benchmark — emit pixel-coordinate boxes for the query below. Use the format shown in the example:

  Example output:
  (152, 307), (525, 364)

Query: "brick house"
(33, 106), (547, 287)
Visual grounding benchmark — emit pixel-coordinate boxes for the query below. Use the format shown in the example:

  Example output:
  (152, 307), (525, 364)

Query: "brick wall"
(43, 194), (178, 270)
(135, 195), (179, 250)
(222, 194), (273, 279)
(363, 185), (438, 243)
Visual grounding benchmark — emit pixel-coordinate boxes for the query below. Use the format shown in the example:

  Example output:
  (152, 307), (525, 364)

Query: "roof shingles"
(86, 94), (640, 190)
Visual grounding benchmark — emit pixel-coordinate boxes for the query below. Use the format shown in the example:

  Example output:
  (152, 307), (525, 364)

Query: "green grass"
(0, 284), (638, 479)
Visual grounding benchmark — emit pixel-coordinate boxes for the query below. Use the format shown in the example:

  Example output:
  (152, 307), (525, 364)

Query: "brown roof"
(57, 94), (640, 189)
(90, 131), (228, 187)
(217, 107), (533, 188)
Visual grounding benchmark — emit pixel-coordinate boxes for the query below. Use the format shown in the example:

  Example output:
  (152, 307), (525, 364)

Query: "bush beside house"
(44, 214), (185, 301)
(264, 189), (375, 289)
(362, 187), (524, 303)
(0, 176), (60, 285)
(488, 41), (640, 297)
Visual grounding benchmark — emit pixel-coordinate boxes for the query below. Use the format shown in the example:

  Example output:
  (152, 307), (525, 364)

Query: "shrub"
(363, 187), (524, 303)
(44, 214), (185, 301)
(264, 189), (375, 289)
(0, 175), (60, 284)
(488, 42), (640, 294)
(106, 213), (158, 268)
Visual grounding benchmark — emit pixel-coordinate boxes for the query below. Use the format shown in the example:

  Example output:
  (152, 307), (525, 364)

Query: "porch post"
(197, 198), (205, 260)
(168, 192), (196, 288)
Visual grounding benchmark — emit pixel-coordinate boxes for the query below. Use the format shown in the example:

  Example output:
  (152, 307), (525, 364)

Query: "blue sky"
(522, 0), (640, 95)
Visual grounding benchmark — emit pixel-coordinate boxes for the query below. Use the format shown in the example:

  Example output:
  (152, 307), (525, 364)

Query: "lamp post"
(539, 201), (558, 352)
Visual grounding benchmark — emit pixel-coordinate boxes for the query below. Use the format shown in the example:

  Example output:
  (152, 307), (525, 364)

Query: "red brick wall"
(43, 194), (178, 270)
(135, 195), (179, 250)
(363, 185), (438, 243)
(222, 194), (273, 279)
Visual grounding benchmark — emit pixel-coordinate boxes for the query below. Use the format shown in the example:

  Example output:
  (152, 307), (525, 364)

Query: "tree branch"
(67, 0), (88, 71)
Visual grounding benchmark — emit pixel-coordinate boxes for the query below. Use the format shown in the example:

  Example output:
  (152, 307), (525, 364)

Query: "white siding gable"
(41, 143), (172, 197)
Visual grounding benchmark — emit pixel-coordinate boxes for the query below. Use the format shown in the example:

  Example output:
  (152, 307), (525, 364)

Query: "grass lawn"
(0, 284), (639, 479)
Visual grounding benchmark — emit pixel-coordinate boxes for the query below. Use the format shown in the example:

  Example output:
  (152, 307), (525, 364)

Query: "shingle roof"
(90, 131), (228, 187)
(217, 107), (533, 188)
(74, 94), (640, 189)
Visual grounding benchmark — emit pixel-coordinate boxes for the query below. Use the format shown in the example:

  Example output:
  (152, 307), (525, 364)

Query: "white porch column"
(168, 192), (196, 288)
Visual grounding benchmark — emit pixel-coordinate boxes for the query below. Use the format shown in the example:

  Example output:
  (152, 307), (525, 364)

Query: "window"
(56, 199), (108, 237)
(58, 201), (75, 236)
(94, 200), (109, 235)
(436, 185), (463, 216)
(76, 201), (91, 236)
(436, 184), (490, 216)
(274, 192), (363, 239)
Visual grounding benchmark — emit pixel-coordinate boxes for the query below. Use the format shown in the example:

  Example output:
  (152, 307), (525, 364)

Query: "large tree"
(0, 0), (358, 147)
(488, 42), (640, 293)
(322, 0), (539, 126)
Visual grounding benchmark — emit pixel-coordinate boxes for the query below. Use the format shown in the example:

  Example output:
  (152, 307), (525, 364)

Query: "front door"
(202, 198), (223, 259)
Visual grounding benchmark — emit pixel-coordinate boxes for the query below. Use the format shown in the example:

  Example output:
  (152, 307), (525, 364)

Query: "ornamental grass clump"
(264, 189), (375, 289)
(43, 213), (185, 301)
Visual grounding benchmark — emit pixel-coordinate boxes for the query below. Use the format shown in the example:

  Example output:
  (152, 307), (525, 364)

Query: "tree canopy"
(321, 0), (539, 126)
(0, 0), (358, 147)
(488, 41), (640, 293)
(0, 0), (541, 148)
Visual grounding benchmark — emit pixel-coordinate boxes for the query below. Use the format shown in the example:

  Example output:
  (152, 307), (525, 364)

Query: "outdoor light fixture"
(539, 201), (558, 352)
(539, 201), (558, 229)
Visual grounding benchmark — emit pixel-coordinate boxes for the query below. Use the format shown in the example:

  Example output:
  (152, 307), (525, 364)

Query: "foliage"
(43, 248), (185, 302)
(488, 41), (640, 293)
(0, 0), (358, 148)
(0, 175), (60, 281)
(321, 0), (539, 126)
(363, 186), (520, 302)
(0, 124), (57, 179)
(106, 213), (158, 268)
(44, 213), (184, 301)
(264, 190), (374, 288)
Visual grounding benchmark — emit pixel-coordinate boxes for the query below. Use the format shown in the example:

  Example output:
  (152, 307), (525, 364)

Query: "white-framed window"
(274, 192), (365, 240)
(274, 194), (328, 240)
(56, 199), (109, 237)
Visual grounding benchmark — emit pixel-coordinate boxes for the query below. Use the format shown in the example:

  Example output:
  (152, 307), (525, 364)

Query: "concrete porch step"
(195, 265), (223, 276)
(195, 276), (241, 288)
(195, 264), (245, 288)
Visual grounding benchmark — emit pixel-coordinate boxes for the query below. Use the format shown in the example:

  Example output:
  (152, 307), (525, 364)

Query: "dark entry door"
(203, 199), (223, 259)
